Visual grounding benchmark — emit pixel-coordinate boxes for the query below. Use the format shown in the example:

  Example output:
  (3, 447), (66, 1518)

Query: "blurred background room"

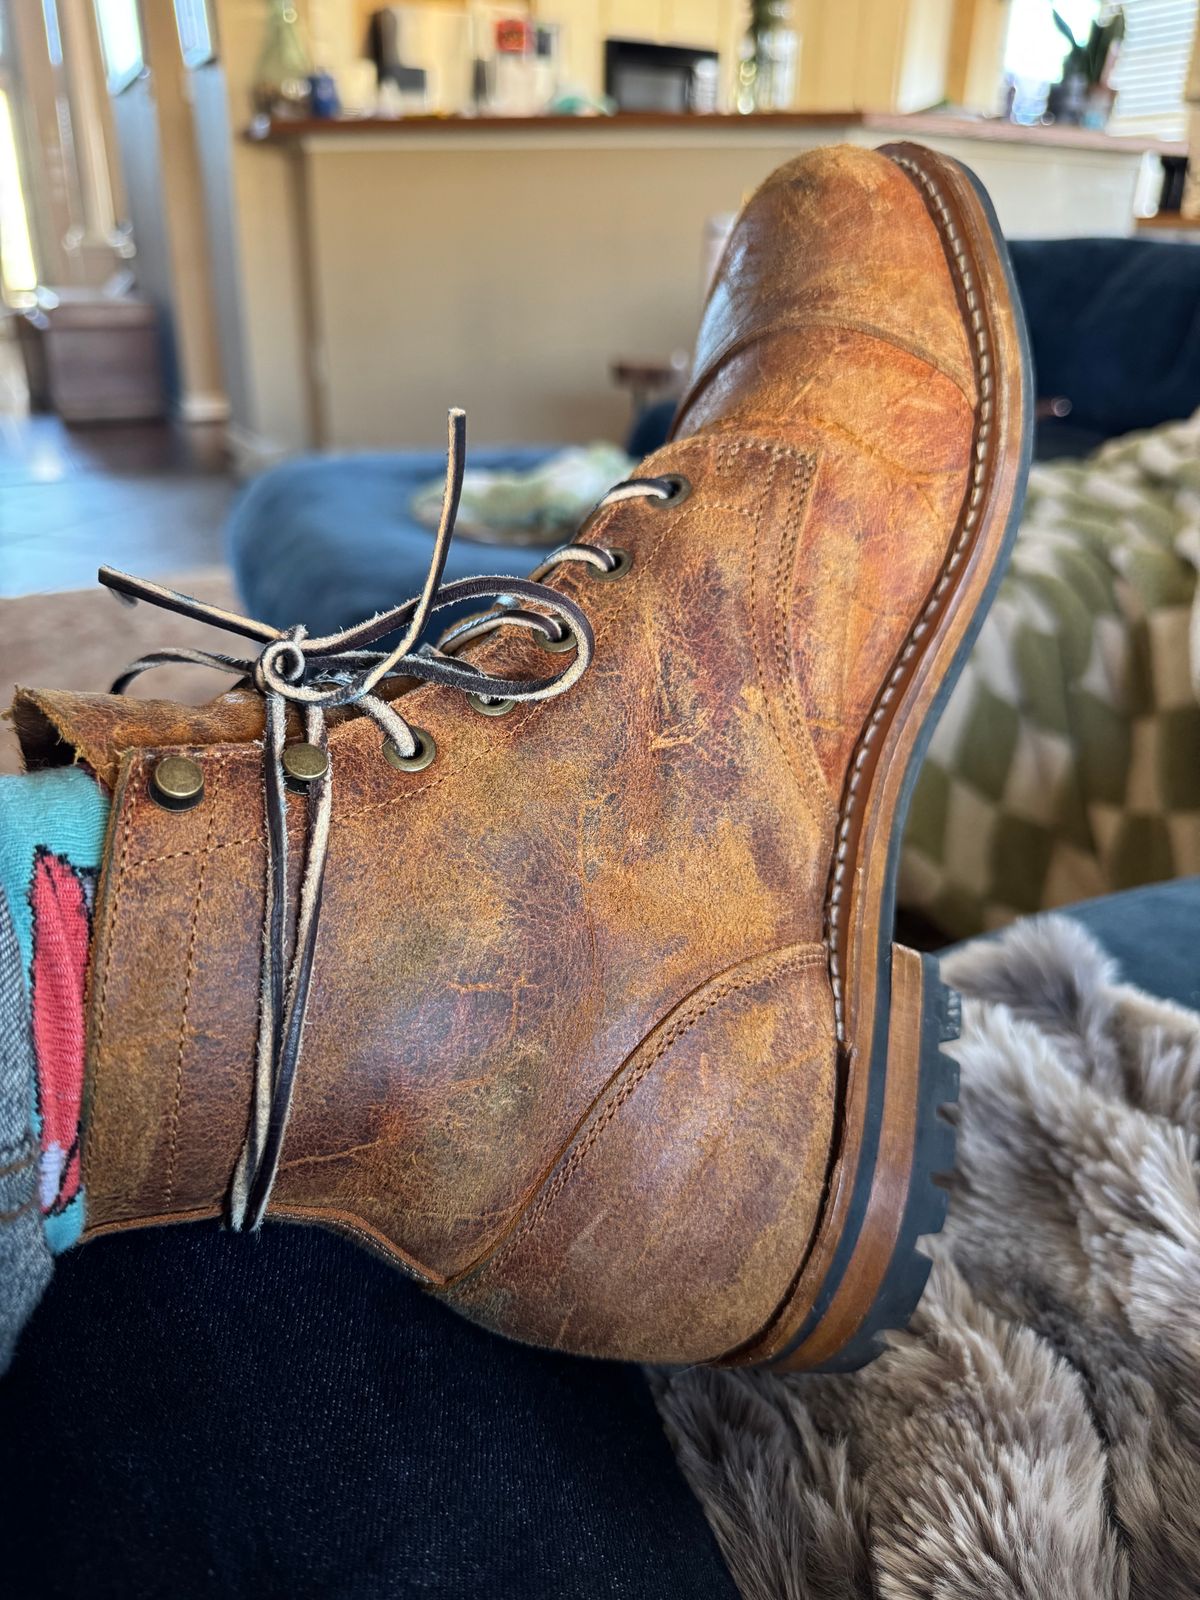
(2, 0), (1199, 939)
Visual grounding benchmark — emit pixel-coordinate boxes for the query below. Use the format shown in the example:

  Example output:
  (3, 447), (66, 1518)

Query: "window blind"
(1109, 0), (1198, 137)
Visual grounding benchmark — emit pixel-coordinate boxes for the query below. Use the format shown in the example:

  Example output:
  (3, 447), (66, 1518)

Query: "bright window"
(174, 0), (215, 69)
(93, 0), (143, 93)
(1004, 0), (1197, 136)
(0, 87), (36, 296)
(1005, 0), (1100, 82)
(41, 0), (62, 67)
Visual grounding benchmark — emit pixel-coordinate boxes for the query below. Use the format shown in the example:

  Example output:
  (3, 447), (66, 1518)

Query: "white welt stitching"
(825, 155), (995, 1041)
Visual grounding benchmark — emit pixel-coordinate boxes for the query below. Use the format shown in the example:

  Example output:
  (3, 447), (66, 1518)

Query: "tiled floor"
(0, 378), (236, 599)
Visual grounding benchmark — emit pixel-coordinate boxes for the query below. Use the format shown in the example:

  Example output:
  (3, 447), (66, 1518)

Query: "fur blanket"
(655, 918), (1200, 1598)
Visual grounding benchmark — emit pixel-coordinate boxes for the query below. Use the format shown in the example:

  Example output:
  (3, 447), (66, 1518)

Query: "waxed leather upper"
(14, 144), (998, 1364)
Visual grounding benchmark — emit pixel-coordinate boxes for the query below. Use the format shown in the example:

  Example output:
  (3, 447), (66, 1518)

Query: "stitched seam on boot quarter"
(92, 776), (134, 1102)
(772, 452), (830, 819)
(825, 154), (995, 1040)
(127, 837), (258, 871)
(164, 753), (225, 1207)
(682, 314), (977, 424)
(742, 441), (836, 833)
(468, 944), (826, 1281)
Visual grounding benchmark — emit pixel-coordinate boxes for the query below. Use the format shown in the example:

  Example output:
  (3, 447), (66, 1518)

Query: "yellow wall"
(946, 0), (1011, 112)
(897, 0), (956, 111)
(791, 0), (992, 112)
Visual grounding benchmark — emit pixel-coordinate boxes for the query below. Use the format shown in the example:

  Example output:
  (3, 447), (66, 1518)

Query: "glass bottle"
(736, 1), (797, 114)
(253, 0), (311, 120)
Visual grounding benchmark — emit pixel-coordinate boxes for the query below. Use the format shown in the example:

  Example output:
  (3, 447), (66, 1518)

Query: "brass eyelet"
(536, 626), (578, 654)
(382, 728), (436, 772)
(653, 474), (691, 508)
(588, 547), (632, 582)
(467, 693), (516, 717)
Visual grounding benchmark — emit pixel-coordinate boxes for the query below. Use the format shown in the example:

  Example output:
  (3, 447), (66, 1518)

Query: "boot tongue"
(8, 686), (268, 791)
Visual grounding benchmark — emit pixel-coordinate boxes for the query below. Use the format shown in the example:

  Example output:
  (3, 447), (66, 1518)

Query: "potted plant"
(1047, 5), (1125, 129)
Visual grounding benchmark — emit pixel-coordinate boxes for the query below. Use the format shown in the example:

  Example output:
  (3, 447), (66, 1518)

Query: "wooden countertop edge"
(248, 109), (858, 139)
(248, 108), (1183, 157)
(1136, 211), (1200, 230)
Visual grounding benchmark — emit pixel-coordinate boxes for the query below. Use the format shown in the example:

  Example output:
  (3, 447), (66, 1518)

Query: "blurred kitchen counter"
(252, 108), (1181, 156)
(242, 109), (1174, 453)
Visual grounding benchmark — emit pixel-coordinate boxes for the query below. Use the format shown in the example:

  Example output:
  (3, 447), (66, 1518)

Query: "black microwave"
(604, 39), (720, 114)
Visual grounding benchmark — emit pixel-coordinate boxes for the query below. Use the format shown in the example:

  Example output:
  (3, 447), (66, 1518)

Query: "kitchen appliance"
(604, 39), (719, 114)
(366, 8), (429, 110)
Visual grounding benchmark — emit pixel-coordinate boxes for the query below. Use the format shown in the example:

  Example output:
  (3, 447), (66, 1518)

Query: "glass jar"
(253, 0), (311, 120)
(736, 1), (798, 114)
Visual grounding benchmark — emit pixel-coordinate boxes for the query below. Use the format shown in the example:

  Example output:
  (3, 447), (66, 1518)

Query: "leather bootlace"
(103, 409), (680, 1230)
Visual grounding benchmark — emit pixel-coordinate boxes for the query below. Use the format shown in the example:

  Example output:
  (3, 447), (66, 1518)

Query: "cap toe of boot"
(674, 143), (978, 438)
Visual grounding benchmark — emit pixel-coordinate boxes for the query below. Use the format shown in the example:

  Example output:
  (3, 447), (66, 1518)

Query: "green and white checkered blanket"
(900, 410), (1200, 939)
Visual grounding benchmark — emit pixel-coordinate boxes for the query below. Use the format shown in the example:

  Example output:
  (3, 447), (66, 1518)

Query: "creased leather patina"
(10, 143), (1027, 1366)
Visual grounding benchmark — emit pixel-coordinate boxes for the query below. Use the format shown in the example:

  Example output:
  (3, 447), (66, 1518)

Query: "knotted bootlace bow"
(101, 408), (678, 1231)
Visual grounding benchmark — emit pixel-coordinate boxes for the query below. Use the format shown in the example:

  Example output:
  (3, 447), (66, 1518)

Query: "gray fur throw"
(655, 917), (1200, 1598)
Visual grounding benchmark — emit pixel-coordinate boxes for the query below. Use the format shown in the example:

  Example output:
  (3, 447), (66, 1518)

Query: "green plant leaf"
(1051, 8), (1079, 47)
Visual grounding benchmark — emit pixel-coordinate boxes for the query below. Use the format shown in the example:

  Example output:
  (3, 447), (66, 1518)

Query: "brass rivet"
(382, 728), (436, 773)
(588, 547), (632, 582)
(536, 626), (577, 655)
(467, 693), (516, 717)
(281, 741), (329, 785)
(150, 755), (205, 811)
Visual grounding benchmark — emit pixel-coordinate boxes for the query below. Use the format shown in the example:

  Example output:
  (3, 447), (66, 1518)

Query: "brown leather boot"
(12, 142), (1029, 1370)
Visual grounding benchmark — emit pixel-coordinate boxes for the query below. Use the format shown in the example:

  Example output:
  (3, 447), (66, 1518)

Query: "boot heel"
(810, 944), (960, 1372)
(751, 943), (960, 1372)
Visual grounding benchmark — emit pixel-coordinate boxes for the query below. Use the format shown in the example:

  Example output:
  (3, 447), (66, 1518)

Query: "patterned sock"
(0, 768), (110, 1251)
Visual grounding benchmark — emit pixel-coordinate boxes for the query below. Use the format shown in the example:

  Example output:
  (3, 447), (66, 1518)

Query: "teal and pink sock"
(0, 768), (110, 1251)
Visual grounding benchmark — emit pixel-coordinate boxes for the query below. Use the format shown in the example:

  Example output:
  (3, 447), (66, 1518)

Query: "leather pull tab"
(9, 686), (268, 790)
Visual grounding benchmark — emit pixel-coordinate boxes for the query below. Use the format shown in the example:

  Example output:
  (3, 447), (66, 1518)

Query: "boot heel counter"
(448, 944), (837, 1365)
